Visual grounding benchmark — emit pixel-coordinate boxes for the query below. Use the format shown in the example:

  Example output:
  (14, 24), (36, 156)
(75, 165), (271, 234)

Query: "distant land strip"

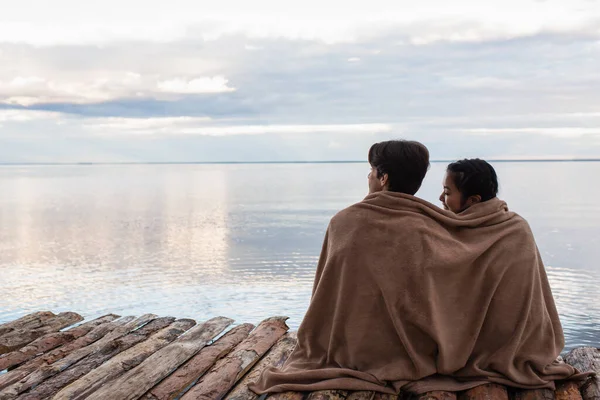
(1, 159), (600, 166)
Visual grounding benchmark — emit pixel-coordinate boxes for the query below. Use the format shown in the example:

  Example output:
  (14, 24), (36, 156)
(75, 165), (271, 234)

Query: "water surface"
(1, 162), (599, 350)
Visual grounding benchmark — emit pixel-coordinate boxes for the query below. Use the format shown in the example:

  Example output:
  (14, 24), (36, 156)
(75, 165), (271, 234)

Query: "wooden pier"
(0, 311), (598, 400)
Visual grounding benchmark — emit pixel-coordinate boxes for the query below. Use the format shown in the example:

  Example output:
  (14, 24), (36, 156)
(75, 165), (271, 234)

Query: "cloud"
(443, 77), (517, 89)
(0, 14), (600, 161)
(69, 113), (392, 137)
(174, 123), (391, 136)
(2, 0), (600, 45)
(0, 74), (236, 106)
(0, 109), (63, 122)
(156, 77), (235, 94)
(463, 127), (600, 137)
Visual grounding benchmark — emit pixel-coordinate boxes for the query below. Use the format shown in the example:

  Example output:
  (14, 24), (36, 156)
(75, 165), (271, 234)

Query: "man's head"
(367, 140), (430, 195)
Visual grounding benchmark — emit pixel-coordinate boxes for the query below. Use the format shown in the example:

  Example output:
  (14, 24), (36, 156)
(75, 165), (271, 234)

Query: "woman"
(440, 158), (498, 213)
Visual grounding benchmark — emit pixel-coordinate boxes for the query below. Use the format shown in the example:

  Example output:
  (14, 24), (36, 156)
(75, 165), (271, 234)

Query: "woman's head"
(440, 158), (498, 213)
(368, 140), (430, 195)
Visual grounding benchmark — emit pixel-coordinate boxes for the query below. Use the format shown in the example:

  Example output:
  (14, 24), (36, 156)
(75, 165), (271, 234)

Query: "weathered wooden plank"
(267, 393), (305, 400)
(0, 317), (132, 391)
(16, 317), (183, 400)
(372, 395), (399, 400)
(415, 392), (457, 400)
(458, 384), (508, 400)
(0, 312), (83, 355)
(180, 316), (289, 400)
(556, 382), (584, 400)
(0, 314), (155, 399)
(565, 347), (600, 400)
(346, 392), (375, 400)
(53, 318), (196, 400)
(0, 314), (119, 371)
(143, 323), (254, 400)
(225, 332), (298, 400)
(306, 391), (349, 400)
(85, 316), (234, 400)
(0, 312), (56, 338)
(512, 389), (555, 400)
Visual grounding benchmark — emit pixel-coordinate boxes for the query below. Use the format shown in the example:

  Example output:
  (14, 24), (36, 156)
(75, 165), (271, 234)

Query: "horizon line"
(2, 158), (600, 166)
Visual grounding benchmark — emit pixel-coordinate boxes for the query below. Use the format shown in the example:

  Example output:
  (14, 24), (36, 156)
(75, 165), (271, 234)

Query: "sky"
(1, 0), (600, 162)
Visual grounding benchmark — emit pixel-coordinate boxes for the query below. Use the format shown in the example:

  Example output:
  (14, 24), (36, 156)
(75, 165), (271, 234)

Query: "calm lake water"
(1, 162), (599, 351)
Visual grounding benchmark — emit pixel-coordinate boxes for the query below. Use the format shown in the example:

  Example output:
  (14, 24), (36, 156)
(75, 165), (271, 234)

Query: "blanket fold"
(250, 192), (580, 394)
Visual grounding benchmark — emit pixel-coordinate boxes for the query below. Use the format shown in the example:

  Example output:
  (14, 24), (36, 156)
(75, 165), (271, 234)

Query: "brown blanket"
(250, 191), (579, 394)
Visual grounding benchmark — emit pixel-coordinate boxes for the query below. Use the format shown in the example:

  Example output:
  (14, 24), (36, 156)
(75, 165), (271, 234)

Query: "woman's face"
(439, 172), (464, 213)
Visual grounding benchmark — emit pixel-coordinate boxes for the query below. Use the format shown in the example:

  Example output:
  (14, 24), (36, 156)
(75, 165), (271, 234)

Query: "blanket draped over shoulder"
(250, 192), (579, 395)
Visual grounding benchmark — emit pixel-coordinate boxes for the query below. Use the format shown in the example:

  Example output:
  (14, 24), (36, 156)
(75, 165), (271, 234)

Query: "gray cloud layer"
(1, 23), (600, 162)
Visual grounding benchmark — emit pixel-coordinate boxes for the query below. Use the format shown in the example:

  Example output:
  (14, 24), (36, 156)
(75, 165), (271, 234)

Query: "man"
(250, 140), (579, 395)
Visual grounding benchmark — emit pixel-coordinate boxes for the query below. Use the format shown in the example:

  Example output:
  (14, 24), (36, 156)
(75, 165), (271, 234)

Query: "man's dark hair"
(446, 158), (499, 202)
(368, 140), (430, 195)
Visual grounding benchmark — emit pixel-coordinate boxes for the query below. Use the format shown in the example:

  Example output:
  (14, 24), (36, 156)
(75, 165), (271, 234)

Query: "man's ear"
(465, 194), (482, 207)
(380, 173), (389, 188)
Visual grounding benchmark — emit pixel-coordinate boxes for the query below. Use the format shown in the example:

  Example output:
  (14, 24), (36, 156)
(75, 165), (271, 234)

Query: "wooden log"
(0, 314), (155, 399)
(346, 392), (376, 400)
(180, 316), (289, 400)
(458, 384), (508, 400)
(512, 389), (555, 400)
(306, 391), (349, 400)
(16, 317), (185, 400)
(0, 312), (57, 337)
(556, 382), (583, 400)
(52, 318), (196, 400)
(84, 316), (234, 400)
(372, 395), (399, 400)
(64, 314), (122, 332)
(0, 312), (83, 355)
(415, 392), (457, 400)
(225, 332), (298, 400)
(267, 393), (305, 400)
(564, 347), (600, 400)
(0, 317), (132, 391)
(143, 323), (255, 400)
(0, 314), (119, 371)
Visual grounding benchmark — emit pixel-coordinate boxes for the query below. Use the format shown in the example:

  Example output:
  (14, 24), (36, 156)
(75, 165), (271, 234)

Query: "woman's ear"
(465, 194), (482, 207)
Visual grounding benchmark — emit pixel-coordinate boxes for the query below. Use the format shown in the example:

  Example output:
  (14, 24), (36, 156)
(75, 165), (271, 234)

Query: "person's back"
(250, 142), (578, 395)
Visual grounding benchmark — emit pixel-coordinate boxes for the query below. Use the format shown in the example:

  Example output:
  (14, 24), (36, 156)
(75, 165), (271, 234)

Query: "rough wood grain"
(0, 312), (56, 338)
(143, 323), (254, 400)
(85, 316), (234, 400)
(415, 392), (457, 400)
(225, 332), (297, 400)
(267, 393), (305, 400)
(565, 347), (600, 400)
(0, 312), (83, 355)
(0, 318), (131, 391)
(458, 384), (508, 400)
(17, 317), (184, 400)
(512, 389), (555, 400)
(0, 315), (119, 371)
(0, 315), (154, 399)
(556, 382), (583, 400)
(305, 391), (349, 400)
(346, 392), (376, 400)
(180, 316), (289, 400)
(53, 318), (196, 400)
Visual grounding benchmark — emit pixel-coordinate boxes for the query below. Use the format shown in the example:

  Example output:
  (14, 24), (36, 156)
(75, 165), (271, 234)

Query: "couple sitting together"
(250, 139), (583, 395)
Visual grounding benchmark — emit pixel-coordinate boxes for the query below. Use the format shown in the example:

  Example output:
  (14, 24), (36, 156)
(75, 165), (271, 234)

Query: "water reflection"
(1, 163), (599, 349)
